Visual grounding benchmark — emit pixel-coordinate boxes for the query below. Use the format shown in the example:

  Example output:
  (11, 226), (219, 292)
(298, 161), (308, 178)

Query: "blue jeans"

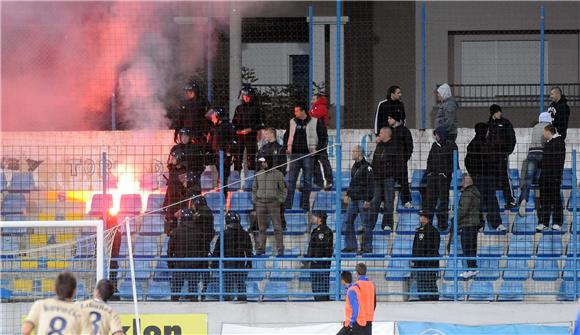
(372, 178), (395, 230)
(285, 154), (314, 210)
(518, 151), (542, 205)
(344, 200), (374, 251)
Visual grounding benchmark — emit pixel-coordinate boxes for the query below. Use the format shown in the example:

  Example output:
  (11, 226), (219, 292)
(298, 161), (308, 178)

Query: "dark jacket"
(213, 223), (253, 269)
(435, 97), (459, 139)
(374, 99), (405, 135)
(233, 101), (263, 133)
(347, 158), (374, 201)
(392, 124), (413, 163)
(283, 116), (328, 154)
(307, 223), (334, 268)
(172, 98), (210, 139)
(257, 141), (287, 174)
(372, 139), (396, 180)
(465, 124), (497, 177)
(540, 135), (566, 181)
(548, 96), (571, 140)
(208, 120), (236, 166)
(487, 117), (516, 155)
(167, 212), (215, 269)
(412, 223), (440, 268)
(458, 185), (481, 229)
(426, 130), (457, 178)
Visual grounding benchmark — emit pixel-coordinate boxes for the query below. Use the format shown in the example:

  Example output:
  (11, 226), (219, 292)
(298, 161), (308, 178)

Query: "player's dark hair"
(356, 263), (367, 276)
(55, 272), (77, 300)
(96, 279), (115, 302)
(341, 271), (353, 284)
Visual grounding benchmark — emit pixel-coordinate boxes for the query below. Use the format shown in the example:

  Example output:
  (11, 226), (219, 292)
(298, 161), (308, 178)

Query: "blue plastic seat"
(140, 215), (164, 235)
(242, 170), (255, 192)
(119, 194), (142, 215)
(558, 281), (580, 301)
(384, 260), (411, 280)
(75, 236), (96, 258)
(411, 170), (426, 190)
(246, 281), (261, 301)
(396, 213), (419, 233)
(497, 281), (524, 301)
(134, 235), (159, 258)
(118, 280), (143, 300)
(153, 260), (171, 282)
(227, 171), (241, 190)
(537, 234), (563, 257)
(532, 259), (560, 281)
(443, 259), (467, 281)
(247, 259), (267, 281)
(0, 172), (7, 192)
(439, 281), (465, 301)
(468, 280), (494, 301)
(263, 281), (289, 301)
(145, 194), (165, 213)
(567, 191), (580, 212)
(201, 171), (214, 191)
(509, 169), (520, 189)
(290, 191), (303, 210)
(363, 234), (388, 257)
(269, 261), (294, 281)
(508, 235), (534, 256)
(475, 258), (500, 280)
(503, 260), (530, 281)
(512, 214), (538, 235)
(147, 280), (171, 300)
(1, 236), (19, 254)
(9, 172), (35, 192)
(561, 168), (573, 190)
(205, 192), (222, 213)
(285, 213), (307, 234)
(313, 191), (337, 213)
(1, 193), (26, 215)
(391, 234), (414, 257)
(397, 191), (421, 213)
(562, 259), (580, 281)
(230, 192), (253, 213)
(88, 194), (113, 217)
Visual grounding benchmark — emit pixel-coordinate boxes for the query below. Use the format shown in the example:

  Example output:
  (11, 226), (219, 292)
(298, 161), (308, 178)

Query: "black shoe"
(359, 248), (372, 254)
(342, 248), (356, 253)
(505, 201), (517, 210)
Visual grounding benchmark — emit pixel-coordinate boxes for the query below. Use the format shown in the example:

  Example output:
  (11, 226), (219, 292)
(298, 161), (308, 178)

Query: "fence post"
(111, 93), (116, 131)
(452, 149), (459, 301)
(207, 17), (213, 104)
(101, 152), (108, 279)
(334, 0), (343, 302)
(573, 149), (577, 299)
(219, 150), (225, 302)
(308, 6), (313, 107)
(421, 2), (427, 129)
(539, 5), (545, 113)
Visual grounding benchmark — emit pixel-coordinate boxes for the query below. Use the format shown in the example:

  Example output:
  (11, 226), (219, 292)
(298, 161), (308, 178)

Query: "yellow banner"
(120, 314), (207, 335)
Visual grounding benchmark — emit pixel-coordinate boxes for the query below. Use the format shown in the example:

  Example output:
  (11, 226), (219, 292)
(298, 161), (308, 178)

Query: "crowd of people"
(160, 79), (571, 302)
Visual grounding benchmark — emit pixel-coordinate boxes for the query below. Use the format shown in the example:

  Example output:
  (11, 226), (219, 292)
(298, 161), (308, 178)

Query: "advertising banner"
(120, 314), (207, 335)
(396, 321), (570, 335)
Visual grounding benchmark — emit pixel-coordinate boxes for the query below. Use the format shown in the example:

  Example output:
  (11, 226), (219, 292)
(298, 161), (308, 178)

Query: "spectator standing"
(306, 211), (334, 301)
(422, 127), (457, 231)
(547, 87), (571, 140)
(465, 123), (505, 231)
(371, 127), (396, 231)
(374, 85), (405, 135)
(354, 263), (376, 335)
(487, 104), (517, 209)
(252, 156), (287, 256)
(309, 94), (333, 190)
(167, 209), (200, 301)
(517, 112), (552, 216)
(213, 211), (253, 302)
(257, 127), (288, 229)
(206, 107), (237, 197)
(412, 212), (440, 301)
(457, 175), (481, 279)
(388, 110), (414, 208)
(343, 145), (374, 253)
(435, 83), (459, 142)
(192, 196), (216, 300)
(233, 86), (263, 172)
(537, 124), (566, 232)
(283, 104), (328, 211)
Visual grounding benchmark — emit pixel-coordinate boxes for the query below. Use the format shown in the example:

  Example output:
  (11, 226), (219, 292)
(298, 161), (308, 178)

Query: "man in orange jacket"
(337, 271), (366, 335)
(354, 263), (376, 335)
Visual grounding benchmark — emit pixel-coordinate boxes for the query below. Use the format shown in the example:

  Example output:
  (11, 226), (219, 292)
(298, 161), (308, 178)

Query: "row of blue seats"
(0, 172), (35, 193)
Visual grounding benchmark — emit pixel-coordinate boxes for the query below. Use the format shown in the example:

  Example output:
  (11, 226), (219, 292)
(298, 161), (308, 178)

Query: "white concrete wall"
(242, 43), (308, 85)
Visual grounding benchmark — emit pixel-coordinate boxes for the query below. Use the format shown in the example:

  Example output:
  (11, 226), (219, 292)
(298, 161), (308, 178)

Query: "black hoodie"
(465, 123), (497, 177)
(548, 96), (571, 140)
(233, 101), (264, 133)
(540, 135), (566, 181)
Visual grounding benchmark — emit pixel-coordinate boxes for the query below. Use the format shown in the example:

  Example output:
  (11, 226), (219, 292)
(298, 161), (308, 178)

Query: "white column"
(229, 4), (242, 118)
(328, 17), (348, 108)
(312, 24), (326, 91)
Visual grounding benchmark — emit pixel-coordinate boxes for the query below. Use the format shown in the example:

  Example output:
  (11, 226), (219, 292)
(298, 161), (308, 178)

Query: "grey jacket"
(436, 97), (459, 138)
(529, 121), (550, 152)
(252, 169), (287, 204)
(458, 184), (481, 229)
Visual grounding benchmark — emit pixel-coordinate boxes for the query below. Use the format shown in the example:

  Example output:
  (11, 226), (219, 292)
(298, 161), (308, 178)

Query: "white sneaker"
(460, 270), (479, 279)
(382, 226), (392, 232)
(496, 224), (507, 232)
(518, 200), (527, 217)
(552, 224), (562, 231)
(404, 201), (414, 209)
(536, 224), (547, 232)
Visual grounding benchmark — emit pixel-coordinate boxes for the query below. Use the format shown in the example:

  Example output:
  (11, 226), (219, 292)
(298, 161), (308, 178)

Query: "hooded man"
(388, 108), (413, 207)
(487, 104), (517, 210)
(465, 122), (504, 231)
(547, 87), (570, 140)
(435, 83), (459, 142)
(309, 94), (333, 190)
(422, 126), (458, 231)
(518, 112), (552, 216)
